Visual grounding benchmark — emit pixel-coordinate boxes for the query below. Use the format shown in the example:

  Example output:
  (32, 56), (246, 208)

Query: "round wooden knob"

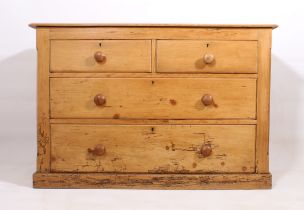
(200, 144), (212, 157)
(94, 94), (106, 106)
(201, 94), (213, 106)
(94, 51), (106, 62)
(203, 53), (215, 64)
(88, 144), (106, 156)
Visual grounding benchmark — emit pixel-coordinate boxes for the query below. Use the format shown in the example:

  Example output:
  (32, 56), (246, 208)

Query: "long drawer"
(50, 78), (256, 119)
(51, 124), (256, 173)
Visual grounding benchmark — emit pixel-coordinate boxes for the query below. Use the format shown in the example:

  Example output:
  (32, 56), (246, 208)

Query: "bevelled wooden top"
(29, 23), (278, 29)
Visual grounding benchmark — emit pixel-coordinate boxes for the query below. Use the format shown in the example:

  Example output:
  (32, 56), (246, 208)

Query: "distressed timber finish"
(31, 23), (277, 189)
(51, 125), (256, 173)
(36, 28), (50, 172)
(33, 173), (271, 189)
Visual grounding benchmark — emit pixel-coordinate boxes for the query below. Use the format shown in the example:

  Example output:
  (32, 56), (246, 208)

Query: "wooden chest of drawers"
(30, 23), (277, 189)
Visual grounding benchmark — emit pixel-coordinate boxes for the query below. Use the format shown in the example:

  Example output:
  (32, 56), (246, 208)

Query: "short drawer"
(51, 124), (256, 173)
(50, 78), (256, 119)
(157, 40), (257, 73)
(50, 40), (152, 72)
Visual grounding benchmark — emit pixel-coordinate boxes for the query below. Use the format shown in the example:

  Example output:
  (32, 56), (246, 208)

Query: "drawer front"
(50, 40), (152, 72)
(157, 40), (257, 73)
(50, 78), (256, 119)
(51, 124), (256, 173)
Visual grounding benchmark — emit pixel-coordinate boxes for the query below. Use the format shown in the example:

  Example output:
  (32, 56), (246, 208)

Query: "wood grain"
(36, 28), (50, 172)
(157, 40), (257, 73)
(50, 40), (151, 72)
(33, 173), (272, 189)
(50, 119), (257, 125)
(151, 39), (156, 73)
(50, 78), (257, 119)
(49, 73), (258, 78)
(256, 29), (272, 173)
(50, 124), (256, 173)
(48, 28), (260, 40)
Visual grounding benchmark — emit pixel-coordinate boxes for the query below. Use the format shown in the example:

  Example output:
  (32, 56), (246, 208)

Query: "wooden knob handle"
(88, 144), (106, 156)
(94, 94), (106, 106)
(201, 94), (213, 106)
(94, 51), (106, 62)
(200, 144), (212, 157)
(203, 53), (215, 64)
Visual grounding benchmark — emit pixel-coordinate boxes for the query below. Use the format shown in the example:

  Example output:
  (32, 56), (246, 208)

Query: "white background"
(1, 0), (304, 209)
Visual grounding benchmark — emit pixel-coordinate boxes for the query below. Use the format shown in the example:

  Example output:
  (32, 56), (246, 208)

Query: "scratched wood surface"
(50, 40), (151, 72)
(157, 40), (257, 73)
(36, 28), (51, 172)
(50, 78), (256, 119)
(33, 173), (271, 189)
(50, 124), (255, 173)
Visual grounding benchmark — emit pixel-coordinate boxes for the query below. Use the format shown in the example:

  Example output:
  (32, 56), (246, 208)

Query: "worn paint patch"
(113, 114), (120, 119)
(111, 157), (122, 162)
(37, 114), (50, 172)
(169, 99), (177, 105)
(51, 155), (56, 162)
(192, 162), (197, 168)
(171, 143), (176, 151)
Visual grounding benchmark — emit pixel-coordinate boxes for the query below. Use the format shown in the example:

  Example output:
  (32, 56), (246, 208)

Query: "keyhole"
(206, 43), (209, 47)
(99, 42), (102, 47)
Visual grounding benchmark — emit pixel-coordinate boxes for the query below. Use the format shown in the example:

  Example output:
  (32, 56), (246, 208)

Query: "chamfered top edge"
(29, 23), (278, 29)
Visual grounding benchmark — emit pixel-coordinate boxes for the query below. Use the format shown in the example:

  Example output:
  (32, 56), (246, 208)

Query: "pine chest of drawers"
(30, 23), (277, 189)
